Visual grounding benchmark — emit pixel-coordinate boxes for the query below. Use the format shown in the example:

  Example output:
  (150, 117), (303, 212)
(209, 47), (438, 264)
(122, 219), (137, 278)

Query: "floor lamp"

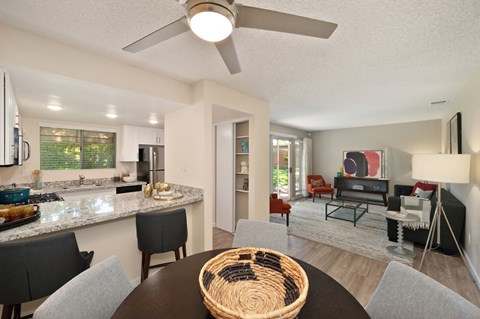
(411, 154), (471, 271)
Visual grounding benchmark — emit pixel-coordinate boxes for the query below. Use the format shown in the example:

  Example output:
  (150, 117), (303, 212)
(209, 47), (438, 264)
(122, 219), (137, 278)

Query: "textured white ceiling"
(1, 0), (480, 131)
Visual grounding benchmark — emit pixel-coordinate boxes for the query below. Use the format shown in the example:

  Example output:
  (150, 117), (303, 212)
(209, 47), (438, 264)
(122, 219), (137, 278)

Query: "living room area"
(261, 70), (480, 308)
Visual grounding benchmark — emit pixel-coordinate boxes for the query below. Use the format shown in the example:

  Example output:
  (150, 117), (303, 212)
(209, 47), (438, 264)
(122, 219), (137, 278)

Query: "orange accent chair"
(307, 175), (334, 202)
(270, 193), (291, 226)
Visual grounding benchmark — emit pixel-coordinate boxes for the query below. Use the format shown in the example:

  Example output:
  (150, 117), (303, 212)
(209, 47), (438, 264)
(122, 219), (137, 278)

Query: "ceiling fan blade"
(123, 17), (189, 53)
(214, 36), (241, 75)
(236, 5), (337, 39)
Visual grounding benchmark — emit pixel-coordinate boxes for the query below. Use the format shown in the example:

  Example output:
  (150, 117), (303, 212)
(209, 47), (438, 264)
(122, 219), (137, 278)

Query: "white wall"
(270, 123), (311, 139)
(165, 80), (270, 249)
(311, 120), (442, 192)
(203, 81), (270, 223)
(270, 123), (310, 140)
(443, 67), (480, 283)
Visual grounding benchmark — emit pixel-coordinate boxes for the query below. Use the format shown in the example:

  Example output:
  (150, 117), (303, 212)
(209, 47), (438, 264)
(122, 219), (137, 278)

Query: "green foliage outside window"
(40, 127), (116, 170)
(272, 168), (288, 188)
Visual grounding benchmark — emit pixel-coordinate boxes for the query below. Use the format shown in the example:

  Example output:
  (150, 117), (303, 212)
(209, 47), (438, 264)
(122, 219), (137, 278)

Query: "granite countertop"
(0, 184), (203, 242)
(30, 180), (146, 194)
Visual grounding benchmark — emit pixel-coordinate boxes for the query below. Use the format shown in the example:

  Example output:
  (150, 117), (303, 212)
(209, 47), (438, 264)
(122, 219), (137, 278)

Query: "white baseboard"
(462, 246), (480, 290)
(130, 277), (141, 287)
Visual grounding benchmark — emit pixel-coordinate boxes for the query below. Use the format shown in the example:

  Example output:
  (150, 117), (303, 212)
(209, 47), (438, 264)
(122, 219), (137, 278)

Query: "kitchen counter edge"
(0, 185), (203, 242)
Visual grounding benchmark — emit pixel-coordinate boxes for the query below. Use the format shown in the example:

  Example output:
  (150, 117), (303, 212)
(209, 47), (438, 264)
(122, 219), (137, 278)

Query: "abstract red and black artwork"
(343, 150), (384, 178)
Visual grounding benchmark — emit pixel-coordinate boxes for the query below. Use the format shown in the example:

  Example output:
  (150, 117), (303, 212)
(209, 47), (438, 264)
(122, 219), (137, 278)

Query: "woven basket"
(199, 247), (309, 319)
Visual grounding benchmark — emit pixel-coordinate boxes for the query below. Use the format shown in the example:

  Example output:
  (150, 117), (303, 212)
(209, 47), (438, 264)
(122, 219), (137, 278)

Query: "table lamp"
(411, 153), (471, 271)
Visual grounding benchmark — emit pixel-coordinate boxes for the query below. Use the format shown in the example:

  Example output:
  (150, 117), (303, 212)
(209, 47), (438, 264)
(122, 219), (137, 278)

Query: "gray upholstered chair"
(365, 261), (480, 319)
(0, 232), (93, 319)
(232, 219), (288, 254)
(33, 255), (133, 319)
(136, 208), (188, 282)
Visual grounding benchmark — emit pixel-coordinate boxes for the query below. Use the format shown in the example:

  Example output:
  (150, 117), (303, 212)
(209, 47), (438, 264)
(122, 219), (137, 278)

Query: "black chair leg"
(13, 304), (20, 319)
(1, 305), (14, 319)
(182, 244), (187, 258)
(286, 214), (289, 227)
(174, 248), (180, 261)
(141, 252), (151, 282)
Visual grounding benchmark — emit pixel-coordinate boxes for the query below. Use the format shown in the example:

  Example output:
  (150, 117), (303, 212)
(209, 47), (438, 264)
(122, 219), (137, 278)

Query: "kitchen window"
(40, 127), (116, 170)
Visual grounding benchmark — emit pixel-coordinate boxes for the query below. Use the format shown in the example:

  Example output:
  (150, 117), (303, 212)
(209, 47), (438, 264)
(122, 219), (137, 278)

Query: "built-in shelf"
(235, 121), (249, 224)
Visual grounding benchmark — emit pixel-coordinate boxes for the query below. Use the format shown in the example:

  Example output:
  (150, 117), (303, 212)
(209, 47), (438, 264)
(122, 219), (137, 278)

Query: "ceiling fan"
(123, 0), (337, 74)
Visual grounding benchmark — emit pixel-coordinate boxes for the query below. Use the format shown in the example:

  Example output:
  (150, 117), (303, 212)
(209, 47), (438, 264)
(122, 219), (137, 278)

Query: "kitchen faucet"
(79, 174), (85, 186)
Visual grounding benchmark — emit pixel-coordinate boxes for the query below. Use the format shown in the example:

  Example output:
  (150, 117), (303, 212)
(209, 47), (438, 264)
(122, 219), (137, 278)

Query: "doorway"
(271, 137), (290, 199)
(271, 136), (304, 200)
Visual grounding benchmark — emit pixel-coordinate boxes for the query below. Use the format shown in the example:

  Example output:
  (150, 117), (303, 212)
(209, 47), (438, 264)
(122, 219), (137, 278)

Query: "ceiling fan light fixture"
(187, 2), (235, 42)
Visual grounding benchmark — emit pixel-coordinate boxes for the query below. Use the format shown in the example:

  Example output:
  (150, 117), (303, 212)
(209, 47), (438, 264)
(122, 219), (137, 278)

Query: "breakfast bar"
(0, 183), (204, 280)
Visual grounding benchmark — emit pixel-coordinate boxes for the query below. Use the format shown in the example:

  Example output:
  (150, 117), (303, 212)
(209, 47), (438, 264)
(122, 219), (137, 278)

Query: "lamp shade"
(412, 154), (471, 184)
(187, 2), (235, 42)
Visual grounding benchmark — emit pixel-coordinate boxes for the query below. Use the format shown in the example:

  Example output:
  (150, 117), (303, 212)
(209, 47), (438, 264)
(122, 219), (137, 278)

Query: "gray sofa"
(387, 185), (466, 255)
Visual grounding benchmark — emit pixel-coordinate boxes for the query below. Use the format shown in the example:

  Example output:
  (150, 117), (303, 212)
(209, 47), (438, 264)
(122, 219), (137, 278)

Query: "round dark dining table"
(112, 249), (371, 319)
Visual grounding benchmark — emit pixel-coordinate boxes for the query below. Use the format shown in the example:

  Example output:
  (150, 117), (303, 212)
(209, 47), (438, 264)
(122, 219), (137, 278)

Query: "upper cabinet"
(121, 125), (140, 162)
(138, 127), (164, 146)
(120, 125), (164, 161)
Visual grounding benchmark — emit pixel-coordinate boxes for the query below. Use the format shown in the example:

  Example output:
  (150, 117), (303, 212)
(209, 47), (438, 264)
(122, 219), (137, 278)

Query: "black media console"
(334, 177), (389, 206)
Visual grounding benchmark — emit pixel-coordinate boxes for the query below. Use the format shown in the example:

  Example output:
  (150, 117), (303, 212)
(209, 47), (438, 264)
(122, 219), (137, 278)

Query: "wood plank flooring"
(213, 227), (480, 307)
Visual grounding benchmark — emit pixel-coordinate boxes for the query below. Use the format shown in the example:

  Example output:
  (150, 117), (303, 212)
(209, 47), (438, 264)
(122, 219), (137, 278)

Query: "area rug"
(270, 198), (414, 266)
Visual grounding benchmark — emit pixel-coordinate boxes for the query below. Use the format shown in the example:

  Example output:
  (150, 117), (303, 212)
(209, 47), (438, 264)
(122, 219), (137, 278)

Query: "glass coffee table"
(325, 199), (368, 227)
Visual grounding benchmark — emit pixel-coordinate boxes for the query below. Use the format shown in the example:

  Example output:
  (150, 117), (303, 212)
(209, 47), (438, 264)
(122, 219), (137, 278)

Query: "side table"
(385, 211), (419, 258)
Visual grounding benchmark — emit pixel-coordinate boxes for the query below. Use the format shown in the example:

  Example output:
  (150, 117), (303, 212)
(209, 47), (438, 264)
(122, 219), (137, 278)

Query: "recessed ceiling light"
(149, 119), (159, 125)
(106, 113), (118, 119)
(47, 104), (63, 111)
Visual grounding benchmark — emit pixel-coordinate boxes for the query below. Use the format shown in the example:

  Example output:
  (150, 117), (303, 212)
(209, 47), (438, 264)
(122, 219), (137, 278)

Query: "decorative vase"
(241, 139), (249, 153)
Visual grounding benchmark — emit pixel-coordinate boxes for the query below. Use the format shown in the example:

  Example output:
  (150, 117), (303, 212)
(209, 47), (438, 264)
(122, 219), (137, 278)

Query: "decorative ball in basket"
(199, 247), (309, 319)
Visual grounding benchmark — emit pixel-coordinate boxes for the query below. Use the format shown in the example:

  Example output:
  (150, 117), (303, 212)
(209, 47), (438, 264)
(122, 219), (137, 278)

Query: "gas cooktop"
(28, 193), (64, 204)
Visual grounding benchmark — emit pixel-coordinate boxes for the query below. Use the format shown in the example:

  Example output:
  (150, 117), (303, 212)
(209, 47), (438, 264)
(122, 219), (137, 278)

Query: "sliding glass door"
(271, 137), (290, 200)
(271, 137), (304, 200)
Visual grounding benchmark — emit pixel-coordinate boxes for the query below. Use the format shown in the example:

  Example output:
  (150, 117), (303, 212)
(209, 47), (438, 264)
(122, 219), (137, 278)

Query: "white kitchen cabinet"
(121, 125), (139, 161)
(121, 126), (164, 161)
(138, 127), (164, 145)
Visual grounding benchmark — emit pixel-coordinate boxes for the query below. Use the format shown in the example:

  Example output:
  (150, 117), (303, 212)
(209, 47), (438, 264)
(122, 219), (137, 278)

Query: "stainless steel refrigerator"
(137, 145), (165, 185)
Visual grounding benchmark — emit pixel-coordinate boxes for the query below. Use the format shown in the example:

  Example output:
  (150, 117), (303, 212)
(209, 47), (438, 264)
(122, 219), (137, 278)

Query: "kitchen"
(0, 61), (212, 315)
(0, 18), (269, 295)
(0, 16), (263, 319)
(0, 64), (206, 269)
(0, 54), (268, 258)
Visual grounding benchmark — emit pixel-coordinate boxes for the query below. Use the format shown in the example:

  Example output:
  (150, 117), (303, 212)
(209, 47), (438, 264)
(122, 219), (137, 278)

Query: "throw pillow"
(311, 179), (324, 187)
(410, 182), (437, 196)
(414, 188), (434, 199)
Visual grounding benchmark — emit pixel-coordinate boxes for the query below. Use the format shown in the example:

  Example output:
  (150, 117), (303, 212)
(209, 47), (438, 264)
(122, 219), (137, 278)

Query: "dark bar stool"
(135, 208), (188, 282)
(0, 232), (94, 319)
